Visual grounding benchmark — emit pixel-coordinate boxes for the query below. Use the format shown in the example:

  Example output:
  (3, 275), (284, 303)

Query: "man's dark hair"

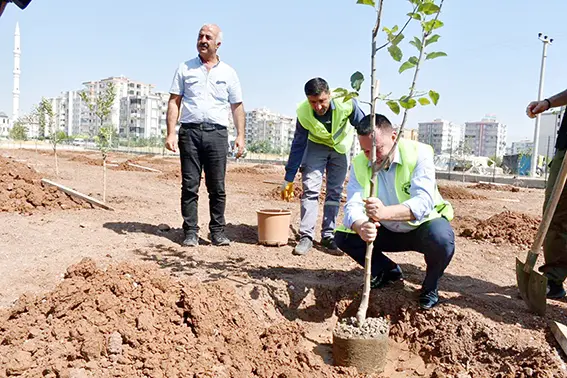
(355, 114), (394, 136)
(304, 78), (330, 97)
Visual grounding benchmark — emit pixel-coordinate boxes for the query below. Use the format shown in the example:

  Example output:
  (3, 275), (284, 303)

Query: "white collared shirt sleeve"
(401, 143), (436, 221)
(343, 163), (369, 229)
(169, 64), (184, 96)
(228, 69), (243, 104)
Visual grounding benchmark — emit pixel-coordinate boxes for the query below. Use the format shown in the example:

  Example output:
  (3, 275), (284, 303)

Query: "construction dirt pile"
(0, 259), (358, 378)
(468, 183), (521, 192)
(438, 185), (488, 200)
(229, 164), (284, 175)
(459, 210), (541, 246)
(0, 156), (93, 214)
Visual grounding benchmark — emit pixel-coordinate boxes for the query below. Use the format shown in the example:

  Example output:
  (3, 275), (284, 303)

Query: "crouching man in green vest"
(281, 77), (365, 256)
(335, 113), (455, 310)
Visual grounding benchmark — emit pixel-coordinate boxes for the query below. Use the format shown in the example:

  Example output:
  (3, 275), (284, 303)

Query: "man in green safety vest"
(281, 77), (365, 256)
(335, 113), (455, 310)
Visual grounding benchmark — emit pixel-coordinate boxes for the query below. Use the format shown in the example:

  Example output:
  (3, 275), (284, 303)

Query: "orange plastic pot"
(256, 209), (291, 246)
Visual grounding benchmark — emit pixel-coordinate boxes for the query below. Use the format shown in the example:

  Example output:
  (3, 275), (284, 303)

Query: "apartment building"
(0, 112), (9, 138)
(245, 108), (295, 152)
(119, 91), (169, 140)
(400, 128), (419, 141)
(418, 119), (461, 154)
(463, 116), (507, 158)
(537, 107), (565, 159)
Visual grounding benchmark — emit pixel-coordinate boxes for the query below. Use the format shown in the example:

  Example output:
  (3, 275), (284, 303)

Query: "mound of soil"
(438, 185), (487, 200)
(0, 259), (358, 377)
(229, 164), (284, 175)
(460, 210), (541, 246)
(468, 183), (520, 192)
(0, 157), (93, 214)
(68, 155), (102, 166)
(109, 160), (152, 172)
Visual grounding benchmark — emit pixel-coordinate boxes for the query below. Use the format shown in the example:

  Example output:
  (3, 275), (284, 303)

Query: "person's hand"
(359, 220), (380, 243)
(235, 135), (245, 158)
(526, 100), (550, 119)
(165, 133), (177, 152)
(364, 197), (385, 222)
(280, 181), (294, 201)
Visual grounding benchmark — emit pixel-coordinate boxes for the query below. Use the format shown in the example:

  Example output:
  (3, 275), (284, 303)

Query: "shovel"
(516, 152), (567, 316)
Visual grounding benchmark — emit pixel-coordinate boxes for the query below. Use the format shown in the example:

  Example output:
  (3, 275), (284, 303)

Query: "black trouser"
(178, 123), (228, 235)
(335, 217), (455, 293)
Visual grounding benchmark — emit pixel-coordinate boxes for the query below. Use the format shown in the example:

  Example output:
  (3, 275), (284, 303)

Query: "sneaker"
(419, 289), (439, 310)
(547, 280), (566, 299)
(293, 237), (313, 256)
(211, 232), (230, 246)
(321, 237), (338, 251)
(182, 232), (198, 247)
(370, 266), (404, 289)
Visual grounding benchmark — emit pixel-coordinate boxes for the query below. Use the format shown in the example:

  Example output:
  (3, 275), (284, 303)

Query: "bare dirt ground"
(1, 148), (567, 377)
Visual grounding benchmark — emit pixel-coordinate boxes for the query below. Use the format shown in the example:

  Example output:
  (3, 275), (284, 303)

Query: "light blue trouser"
(299, 140), (349, 240)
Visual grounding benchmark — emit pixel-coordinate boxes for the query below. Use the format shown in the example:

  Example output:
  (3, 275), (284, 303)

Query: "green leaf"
(386, 101), (401, 115)
(426, 51), (447, 60)
(356, 0), (375, 6)
(350, 71), (364, 91)
(429, 90), (440, 105)
(419, 3), (440, 15)
(333, 88), (349, 99)
(407, 12), (422, 20)
(418, 97), (431, 105)
(409, 37), (423, 52)
(389, 33), (405, 46)
(344, 92), (360, 102)
(422, 19), (444, 33)
(399, 98), (417, 110)
(399, 61), (415, 74)
(388, 44), (403, 62)
(409, 56), (419, 65)
(425, 34), (441, 47)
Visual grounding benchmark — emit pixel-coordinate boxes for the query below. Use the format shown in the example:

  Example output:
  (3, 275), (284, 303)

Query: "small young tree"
(9, 120), (28, 146)
(79, 82), (117, 203)
(337, 0), (446, 325)
(39, 98), (67, 177)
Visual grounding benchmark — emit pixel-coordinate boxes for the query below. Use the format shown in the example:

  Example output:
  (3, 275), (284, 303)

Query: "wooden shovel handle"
(524, 152), (567, 271)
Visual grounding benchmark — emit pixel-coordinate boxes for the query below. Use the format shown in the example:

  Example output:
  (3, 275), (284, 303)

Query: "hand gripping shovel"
(516, 152), (567, 316)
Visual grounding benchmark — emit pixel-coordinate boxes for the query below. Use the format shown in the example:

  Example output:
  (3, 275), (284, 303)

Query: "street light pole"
(530, 33), (553, 177)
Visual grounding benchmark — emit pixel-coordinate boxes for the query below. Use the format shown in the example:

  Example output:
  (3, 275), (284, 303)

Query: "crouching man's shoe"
(547, 280), (566, 299)
(370, 266), (404, 289)
(211, 232), (230, 246)
(419, 289), (439, 310)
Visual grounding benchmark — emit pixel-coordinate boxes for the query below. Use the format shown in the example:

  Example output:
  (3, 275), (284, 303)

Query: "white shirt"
(343, 142), (438, 233)
(169, 56), (243, 127)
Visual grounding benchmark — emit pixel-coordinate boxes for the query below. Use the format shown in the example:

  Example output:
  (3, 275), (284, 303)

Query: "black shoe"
(370, 266), (404, 289)
(182, 232), (198, 247)
(321, 237), (338, 251)
(293, 237), (313, 256)
(419, 289), (439, 310)
(211, 232), (230, 246)
(547, 280), (566, 299)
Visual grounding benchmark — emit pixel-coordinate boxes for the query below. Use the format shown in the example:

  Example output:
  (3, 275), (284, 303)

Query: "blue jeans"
(299, 140), (348, 240)
(335, 217), (455, 292)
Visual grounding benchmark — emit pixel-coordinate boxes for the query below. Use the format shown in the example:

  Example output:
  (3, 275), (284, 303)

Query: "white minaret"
(12, 22), (21, 123)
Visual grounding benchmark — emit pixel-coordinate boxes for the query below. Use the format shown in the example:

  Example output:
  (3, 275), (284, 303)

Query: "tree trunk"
(103, 157), (107, 203)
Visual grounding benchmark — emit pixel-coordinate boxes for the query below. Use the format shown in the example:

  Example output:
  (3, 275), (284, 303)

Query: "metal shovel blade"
(516, 257), (548, 316)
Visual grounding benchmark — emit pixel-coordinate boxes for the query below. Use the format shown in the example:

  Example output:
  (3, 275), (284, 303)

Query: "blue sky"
(0, 0), (566, 143)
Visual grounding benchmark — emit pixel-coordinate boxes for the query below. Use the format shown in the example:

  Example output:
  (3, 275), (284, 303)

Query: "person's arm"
(0, 1), (9, 18)
(343, 163), (369, 229)
(348, 98), (366, 127)
(228, 69), (245, 156)
(165, 65), (184, 152)
(527, 89), (567, 118)
(283, 120), (308, 183)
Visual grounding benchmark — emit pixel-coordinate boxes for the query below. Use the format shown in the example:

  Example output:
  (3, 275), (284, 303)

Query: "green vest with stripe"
(336, 139), (453, 234)
(296, 91), (355, 154)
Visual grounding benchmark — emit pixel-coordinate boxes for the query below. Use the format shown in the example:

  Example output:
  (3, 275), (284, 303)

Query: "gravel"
(333, 316), (390, 339)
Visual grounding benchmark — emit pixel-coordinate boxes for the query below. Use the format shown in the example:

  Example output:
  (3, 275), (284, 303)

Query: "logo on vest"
(402, 182), (411, 196)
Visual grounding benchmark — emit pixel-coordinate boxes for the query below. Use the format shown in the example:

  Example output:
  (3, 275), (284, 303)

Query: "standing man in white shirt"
(165, 23), (246, 247)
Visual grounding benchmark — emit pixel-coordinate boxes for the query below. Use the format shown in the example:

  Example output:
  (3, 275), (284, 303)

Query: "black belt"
(181, 122), (227, 131)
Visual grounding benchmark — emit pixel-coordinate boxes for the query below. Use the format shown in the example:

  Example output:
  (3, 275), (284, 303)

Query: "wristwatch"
(544, 99), (552, 109)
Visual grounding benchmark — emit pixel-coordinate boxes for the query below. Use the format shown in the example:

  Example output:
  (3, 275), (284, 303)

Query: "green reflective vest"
(296, 91), (355, 154)
(336, 139), (453, 234)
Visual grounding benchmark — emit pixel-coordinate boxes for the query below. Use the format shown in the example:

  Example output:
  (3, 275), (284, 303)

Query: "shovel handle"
(524, 152), (567, 271)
